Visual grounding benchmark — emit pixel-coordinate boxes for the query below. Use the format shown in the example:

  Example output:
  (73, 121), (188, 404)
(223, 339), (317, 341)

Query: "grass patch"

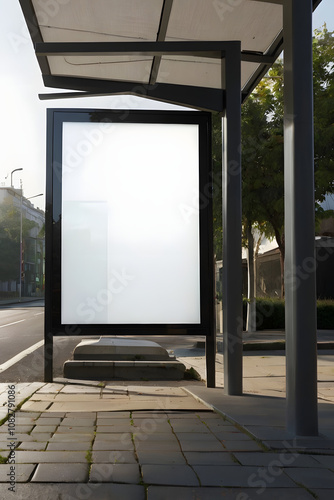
(85, 450), (92, 464)
(0, 455), (7, 464)
(184, 367), (202, 381)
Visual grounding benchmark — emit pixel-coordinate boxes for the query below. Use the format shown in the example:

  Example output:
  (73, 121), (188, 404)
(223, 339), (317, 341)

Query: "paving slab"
(89, 463), (141, 483)
(96, 418), (131, 426)
(59, 385), (102, 393)
(213, 430), (259, 441)
(35, 383), (64, 394)
(234, 452), (323, 468)
(92, 439), (134, 451)
(96, 425), (134, 433)
(184, 451), (237, 465)
(0, 483), (146, 500)
(180, 439), (225, 452)
(0, 425), (34, 434)
(135, 439), (181, 451)
(31, 463), (89, 482)
(56, 425), (94, 434)
(147, 486), (315, 500)
(32, 417), (62, 426)
(31, 425), (58, 434)
(49, 433), (94, 442)
(221, 440), (265, 451)
(17, 442), (47, 451)
(193, 465), (298, 488)
(0, 463), (36, 482)
(97, 411), (130, 419)
(60, 417), (96, 426)
(92, 450), (137, 464)
(142, 464), (199, 486)
(170, 422), (211, 433)
(46, 441), (92, 451)
(15, 450), (88, 463)
(20, 401), (52, 412)
(133, 432), (176, 442)
(7, 416), (37, 425)
(93, 432), (132, 442)
(136, 450), (187, 465)
(283, 467), (334, 488)
(25, 432), (54, 441)
(175, 432), (223, 442)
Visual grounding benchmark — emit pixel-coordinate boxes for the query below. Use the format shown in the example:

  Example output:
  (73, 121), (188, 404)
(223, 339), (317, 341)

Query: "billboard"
(46, 110), (213, 336)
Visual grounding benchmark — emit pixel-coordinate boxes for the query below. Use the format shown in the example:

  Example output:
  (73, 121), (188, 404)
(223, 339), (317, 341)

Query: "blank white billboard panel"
(61, 122), (200, 325)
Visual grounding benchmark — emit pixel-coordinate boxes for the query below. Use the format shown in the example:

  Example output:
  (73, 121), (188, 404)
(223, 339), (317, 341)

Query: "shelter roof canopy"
(19, 0), (321, 111)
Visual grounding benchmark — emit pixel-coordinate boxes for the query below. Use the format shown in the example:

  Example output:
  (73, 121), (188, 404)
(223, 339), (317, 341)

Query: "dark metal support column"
(284, 0), (318, 435)
(222, 45), (243, 395)
(206, 329), (216, 388)
(44, 330), (53, 382)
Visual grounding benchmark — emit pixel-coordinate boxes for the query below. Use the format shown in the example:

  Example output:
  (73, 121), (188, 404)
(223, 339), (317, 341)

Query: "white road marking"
(34, 312), (44, 316)
(0, 340), (44, 373)
(0, 320), (25, 329)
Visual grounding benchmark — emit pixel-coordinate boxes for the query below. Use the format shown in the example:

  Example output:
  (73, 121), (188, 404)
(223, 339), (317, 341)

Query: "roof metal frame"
(35, 41), (243, 112)
(40, 74), (225, 113)
(19, 0), (322, 110)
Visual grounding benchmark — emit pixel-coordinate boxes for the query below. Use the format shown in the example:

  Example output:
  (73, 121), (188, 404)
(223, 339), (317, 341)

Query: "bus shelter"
(19, 0), (322, 436)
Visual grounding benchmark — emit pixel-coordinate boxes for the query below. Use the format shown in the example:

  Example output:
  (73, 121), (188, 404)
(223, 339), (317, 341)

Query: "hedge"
(243, 298), (334, 330)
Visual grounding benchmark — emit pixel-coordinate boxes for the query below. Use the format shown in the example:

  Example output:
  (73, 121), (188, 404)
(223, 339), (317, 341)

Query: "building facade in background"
(0, 187), (45, 298)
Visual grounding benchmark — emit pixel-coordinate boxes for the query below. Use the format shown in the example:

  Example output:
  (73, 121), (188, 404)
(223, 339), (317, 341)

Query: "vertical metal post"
(222, 45), (243, 395)
(19, 193), (23, 302)
(284, 0), (318, 435)
(205, 113), (216, 388)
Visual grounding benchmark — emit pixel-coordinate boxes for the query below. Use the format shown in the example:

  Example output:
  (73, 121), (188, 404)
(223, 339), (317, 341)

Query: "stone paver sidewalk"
(0, 382), (334, 498)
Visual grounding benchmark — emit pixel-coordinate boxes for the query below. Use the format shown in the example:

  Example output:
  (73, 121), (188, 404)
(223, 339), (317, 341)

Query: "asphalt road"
(0, 301), (204, 382)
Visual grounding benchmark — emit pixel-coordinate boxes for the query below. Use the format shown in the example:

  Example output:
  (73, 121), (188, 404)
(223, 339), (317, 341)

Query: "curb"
(196, 340), (334, 351)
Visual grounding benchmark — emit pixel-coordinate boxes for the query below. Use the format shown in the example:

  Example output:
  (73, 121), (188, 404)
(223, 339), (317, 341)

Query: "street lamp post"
(10, 168), (23, 188)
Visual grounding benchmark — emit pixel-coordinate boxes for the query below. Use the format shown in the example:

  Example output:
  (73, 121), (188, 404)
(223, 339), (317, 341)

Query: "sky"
(0, 0), (333, 211)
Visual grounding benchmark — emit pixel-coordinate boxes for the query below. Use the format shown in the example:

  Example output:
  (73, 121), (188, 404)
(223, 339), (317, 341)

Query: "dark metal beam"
(247, 0), (283, 4)
(35, 41), (228, 58)
(241, 51), (276, 64)
(150, 0), (174, 85)
(39, 91), (115, 100)
(41, 75), (225, 112)
(35, 40), (275, 65)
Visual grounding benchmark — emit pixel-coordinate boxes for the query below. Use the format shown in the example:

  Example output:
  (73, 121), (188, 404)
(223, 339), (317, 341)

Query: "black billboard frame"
(45, 109), (215, 382)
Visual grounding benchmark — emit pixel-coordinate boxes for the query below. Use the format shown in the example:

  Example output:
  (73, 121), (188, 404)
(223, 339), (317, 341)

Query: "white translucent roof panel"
(32, 0), (163, 42)
(166, 0), (283, 53)
(158, 56), (261, 91)
(158, 56), (221, 89)
(48, 55), (153, 84)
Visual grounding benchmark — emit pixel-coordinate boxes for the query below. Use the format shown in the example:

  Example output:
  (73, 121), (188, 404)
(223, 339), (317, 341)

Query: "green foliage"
(212, 27), (334, 263)
(242, 297), (285, 330)
(317, 300), (334, 329)
(313, 26), (334, 204)
(242, 298), (334, 330)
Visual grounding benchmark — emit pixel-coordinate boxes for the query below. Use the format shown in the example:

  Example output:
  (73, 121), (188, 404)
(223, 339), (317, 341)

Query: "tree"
(212, 26), (334, 316)
(313, 26), (334, 206)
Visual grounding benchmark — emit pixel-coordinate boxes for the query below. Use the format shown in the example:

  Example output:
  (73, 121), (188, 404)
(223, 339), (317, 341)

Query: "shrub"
(242, 298), (334, 330)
